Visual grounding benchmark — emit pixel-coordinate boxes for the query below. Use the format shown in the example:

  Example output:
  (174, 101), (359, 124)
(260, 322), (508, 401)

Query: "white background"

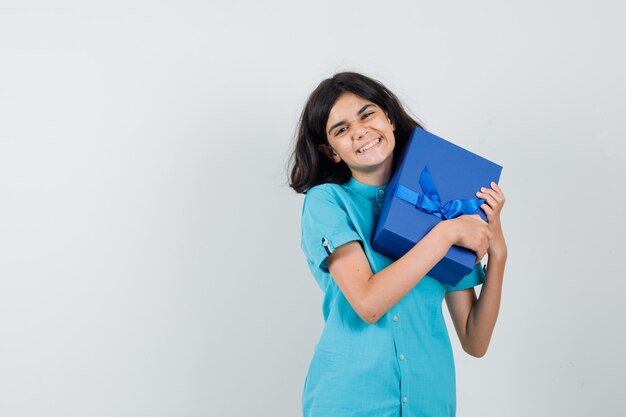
(1, 1), (624, 416)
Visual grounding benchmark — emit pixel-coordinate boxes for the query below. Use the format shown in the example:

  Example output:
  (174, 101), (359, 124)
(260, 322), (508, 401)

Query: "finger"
(479, 187), (504, 203)
(490, 182), (505, 199)
(489, 183), (506, 204)
(476, 191), (500, 209)
(481, 203), (494, 220)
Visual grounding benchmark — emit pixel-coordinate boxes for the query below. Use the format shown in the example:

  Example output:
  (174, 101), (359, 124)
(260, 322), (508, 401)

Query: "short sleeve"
(445, 262), (486, 292)
(301, 186), (361, 271)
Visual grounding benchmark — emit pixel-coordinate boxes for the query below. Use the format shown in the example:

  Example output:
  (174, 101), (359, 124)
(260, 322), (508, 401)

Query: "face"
(321, 92), (396, 182)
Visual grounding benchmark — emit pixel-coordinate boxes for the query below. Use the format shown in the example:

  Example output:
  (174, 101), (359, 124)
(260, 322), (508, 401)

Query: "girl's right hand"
(438, 215), (492, 262)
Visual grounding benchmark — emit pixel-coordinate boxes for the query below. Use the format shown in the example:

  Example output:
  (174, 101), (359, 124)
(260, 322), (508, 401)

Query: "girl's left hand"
(476, 182), (507, 260)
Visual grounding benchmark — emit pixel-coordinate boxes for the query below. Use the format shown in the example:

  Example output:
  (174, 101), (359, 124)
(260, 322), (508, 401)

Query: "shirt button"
(393, 315), (399, 322)
(378, 189), (385, 195)
(399, 354), (405, 361)
(402, 396), (408, 404)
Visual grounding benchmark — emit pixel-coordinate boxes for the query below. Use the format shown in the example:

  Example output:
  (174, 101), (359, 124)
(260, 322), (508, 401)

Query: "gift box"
(372, 127), (503, 286)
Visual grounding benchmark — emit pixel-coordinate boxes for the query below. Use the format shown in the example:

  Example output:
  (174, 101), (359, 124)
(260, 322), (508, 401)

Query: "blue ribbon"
(395, 166), (485, 220)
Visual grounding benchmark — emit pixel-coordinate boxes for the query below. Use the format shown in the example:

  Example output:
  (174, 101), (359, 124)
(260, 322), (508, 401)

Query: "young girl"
(289, 72), (507, 417)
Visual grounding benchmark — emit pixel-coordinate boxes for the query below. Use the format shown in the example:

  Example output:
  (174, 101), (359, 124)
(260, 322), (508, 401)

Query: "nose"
(352, 120), (368, 139)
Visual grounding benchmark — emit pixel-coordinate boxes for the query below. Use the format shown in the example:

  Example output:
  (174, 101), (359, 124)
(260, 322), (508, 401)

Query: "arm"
(326, 214), (491, 324)
(445, 182), (507, 357)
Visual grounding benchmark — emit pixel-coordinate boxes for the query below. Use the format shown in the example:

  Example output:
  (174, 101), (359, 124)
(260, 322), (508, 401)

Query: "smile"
(357, 137), (381, 154)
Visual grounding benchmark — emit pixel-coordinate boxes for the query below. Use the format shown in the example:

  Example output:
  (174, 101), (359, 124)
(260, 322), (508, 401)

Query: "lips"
(357, 137), (381, 154)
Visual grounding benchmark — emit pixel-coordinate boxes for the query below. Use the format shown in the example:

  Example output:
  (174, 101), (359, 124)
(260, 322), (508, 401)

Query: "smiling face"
(320, 92), (396, 185)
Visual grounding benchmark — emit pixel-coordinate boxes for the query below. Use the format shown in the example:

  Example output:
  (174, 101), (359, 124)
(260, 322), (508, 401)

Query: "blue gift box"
(372, 128), (503, 286)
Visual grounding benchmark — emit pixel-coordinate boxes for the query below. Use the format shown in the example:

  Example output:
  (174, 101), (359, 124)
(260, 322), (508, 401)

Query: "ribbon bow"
(395, 166), (484, 220)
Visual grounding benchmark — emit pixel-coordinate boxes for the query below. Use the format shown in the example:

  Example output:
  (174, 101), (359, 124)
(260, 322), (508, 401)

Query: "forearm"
(464, 252), (507, 356)
(360, 223), (452, 323)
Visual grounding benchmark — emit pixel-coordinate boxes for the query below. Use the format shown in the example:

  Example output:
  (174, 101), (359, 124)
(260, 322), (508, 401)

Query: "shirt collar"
(346, 176), (388, 199)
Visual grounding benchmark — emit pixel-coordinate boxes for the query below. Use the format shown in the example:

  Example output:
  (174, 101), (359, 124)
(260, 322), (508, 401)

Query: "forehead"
(326, 93), (377, 128)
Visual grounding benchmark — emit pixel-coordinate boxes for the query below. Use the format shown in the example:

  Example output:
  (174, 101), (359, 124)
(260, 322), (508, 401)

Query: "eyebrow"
(327, 103), (377, 135)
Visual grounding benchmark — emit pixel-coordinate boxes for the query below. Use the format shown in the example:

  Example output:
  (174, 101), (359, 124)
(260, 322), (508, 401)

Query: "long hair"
(288, 72), (423, 194)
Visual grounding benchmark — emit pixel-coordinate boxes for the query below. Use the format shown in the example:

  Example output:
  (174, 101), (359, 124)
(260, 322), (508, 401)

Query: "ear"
(386, 112), (396, 131)
(318, 144), (342, 163)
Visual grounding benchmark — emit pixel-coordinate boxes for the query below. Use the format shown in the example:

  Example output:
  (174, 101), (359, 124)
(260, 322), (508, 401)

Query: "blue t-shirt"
(300, 177), (485, 417)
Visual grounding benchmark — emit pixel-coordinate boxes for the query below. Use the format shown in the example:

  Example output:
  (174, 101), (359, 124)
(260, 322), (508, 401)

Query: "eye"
(335, 126), (348, 136)
(362, 111), (375, 119)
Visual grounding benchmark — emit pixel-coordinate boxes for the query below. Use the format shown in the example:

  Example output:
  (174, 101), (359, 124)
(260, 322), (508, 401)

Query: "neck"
(351, 159), (393, 187)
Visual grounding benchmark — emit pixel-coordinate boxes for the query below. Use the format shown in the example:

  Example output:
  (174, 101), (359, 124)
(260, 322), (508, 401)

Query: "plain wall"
(1, 1), (624, 416)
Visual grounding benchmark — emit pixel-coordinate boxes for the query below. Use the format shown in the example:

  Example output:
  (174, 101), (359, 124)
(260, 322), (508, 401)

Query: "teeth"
(358, 137), (381, 154)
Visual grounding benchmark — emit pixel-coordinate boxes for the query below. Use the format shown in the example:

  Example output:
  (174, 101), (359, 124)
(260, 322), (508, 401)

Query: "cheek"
(385, 128), (396, 142)
(377, 119), (394, 132)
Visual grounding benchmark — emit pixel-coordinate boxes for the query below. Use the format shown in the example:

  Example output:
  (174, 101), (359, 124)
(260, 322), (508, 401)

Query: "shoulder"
(301, 183), (355, 228)
(300, 183), (362, 268)
(303, 183), (348, 209)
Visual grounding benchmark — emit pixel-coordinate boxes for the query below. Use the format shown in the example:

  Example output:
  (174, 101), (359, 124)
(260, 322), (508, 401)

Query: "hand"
(476, 182), (507, 260)
(442, 214), (492, 263)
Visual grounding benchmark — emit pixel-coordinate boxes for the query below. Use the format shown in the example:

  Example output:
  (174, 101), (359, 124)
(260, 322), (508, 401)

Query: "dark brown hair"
(288, 72), (423, 194)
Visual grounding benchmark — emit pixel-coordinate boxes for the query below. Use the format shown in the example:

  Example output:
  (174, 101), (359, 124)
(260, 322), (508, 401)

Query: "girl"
(289, 72), (506, 417)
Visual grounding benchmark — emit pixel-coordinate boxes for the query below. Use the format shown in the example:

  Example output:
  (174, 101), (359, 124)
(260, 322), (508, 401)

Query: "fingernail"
(480, 187), (486, 191)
